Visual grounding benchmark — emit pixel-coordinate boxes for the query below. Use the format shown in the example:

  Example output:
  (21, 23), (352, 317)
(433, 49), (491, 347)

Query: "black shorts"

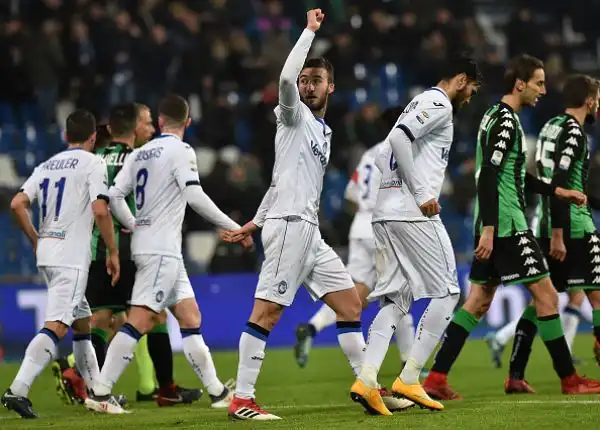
(469, 230), (549, 286)
(86, 260), (136, 312)
(539, 232), (600, 292)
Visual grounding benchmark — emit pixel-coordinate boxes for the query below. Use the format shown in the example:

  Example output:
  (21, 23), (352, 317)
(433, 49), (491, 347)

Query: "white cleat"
(84, 395), (131, 414)
(210, 379), (236, 409)
(382, 394), (415, 412)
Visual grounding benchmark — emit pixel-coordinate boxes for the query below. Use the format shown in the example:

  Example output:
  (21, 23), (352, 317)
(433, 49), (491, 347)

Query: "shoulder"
(418, 89), (452, 111)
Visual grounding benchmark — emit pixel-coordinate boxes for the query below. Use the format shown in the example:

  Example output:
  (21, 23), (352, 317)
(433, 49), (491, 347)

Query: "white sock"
(562, 306), (581, 352)
(72, 334), (100, 387)
(93, 324), (140, 396)
(309, 304), (337, 333)
(359, 302), (404, 386)
(496, 319), (519, 347)
(337, 321), (366, 377)
(181, 328), (224, 397)
(395, 313), (415, 362)
(400, 294), (459, 384)
(236, 323), (268, 399)
(10, 329), (59, 397)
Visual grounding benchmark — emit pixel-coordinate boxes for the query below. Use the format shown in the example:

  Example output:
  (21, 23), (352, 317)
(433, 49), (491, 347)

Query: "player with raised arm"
(293, 106), (416, 370)
(2, 110), (119, 419)
(83, 94), (245, 414)
(423, 55), (600, 400)
(223, 9), (393, 421)
(349, 56), (481, 416)
(502, 74), (600, 392)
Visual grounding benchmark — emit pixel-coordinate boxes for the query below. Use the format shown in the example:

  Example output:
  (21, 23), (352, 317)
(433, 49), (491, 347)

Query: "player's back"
(125, 134), (191, 257)
(374, 88), (453, 222)
(26, 149), (105, 269)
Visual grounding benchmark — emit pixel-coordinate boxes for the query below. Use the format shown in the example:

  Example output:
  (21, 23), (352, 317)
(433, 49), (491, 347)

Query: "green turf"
(2, 334), (600, 429)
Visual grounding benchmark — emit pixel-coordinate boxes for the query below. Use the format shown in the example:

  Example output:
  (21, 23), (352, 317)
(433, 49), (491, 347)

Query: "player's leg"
(563, 289), (584, 354)
(135, 335), (156, 400)
(70, 298), (99, 401)
(584, 290), (600, 365)
(395, 313), (414, 364)
(485, 318), (518, 368)
(504, 300), (538, 394)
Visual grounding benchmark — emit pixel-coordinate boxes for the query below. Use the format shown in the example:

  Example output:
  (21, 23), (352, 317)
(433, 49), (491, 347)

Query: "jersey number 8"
(135, 168), (149, 210)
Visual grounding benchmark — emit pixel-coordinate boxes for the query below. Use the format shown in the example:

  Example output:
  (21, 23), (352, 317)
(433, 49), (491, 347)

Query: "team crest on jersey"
(559, 155), (571, 170)
(277, 281), (288, 294)
(491, 150), (504, 166)
(155, 291), (164, 303)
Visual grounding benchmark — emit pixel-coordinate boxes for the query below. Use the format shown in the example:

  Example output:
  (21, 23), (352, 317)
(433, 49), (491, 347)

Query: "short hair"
(158, 94), (189, 126)
(302, 57), (334, 83)
(439, 53), (482, 84)
(563, 74), (600, 108)
(381, 106), (405, 130)
(108, 103), (139, 137)
(95, 124), (112, 148)
(503, 54), (544, 94)
(66, 109), (96, 143)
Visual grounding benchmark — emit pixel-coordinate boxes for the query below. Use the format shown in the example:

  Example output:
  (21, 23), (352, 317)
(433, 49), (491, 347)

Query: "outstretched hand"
(555, 187), (587, 207)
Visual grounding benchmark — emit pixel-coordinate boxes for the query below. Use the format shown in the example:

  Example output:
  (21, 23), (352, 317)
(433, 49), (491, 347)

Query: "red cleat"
(561, 374), (600, 395)
(228, 396), (281, 420)
(62, 368), (88, 403)
(504, 377), (536, 394)
(423, 371), (463, 400)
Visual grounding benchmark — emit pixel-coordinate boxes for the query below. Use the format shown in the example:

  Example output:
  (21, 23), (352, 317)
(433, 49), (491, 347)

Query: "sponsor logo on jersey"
(567, 278), (585, 285)
(416, 115), (425, 124)
(592, 255), (600, 264)
(559, 155), (571, 170)
(135, 217), (152, 226)
(524, 257), (537, 266)
(39, 229), (66, 239)
(310, 140), (328, 167)
(590, 235), (600, 244)
(501, 273), (520, 281)
(498, 129), (511, 139)
(432, 101), (445, 108)
(518, 237), (530, 245)
(495, 140), (507, 149)
(593, 276), (600, 284)
(526, 267), (540, 276)
(441, 147), (450, 161)
(592, 266), (600, 274)
(565, 137), (579, 147)
(521, 246), (534, 256)
(592, 245), (600, 254)
(562, 147), (575, 156)
(421, 110), (430, 119)
(502, 112), (513, 118)
(491, 150), (504, 166)
(568, 127), (582, 136)
(501, 120), (514, 129)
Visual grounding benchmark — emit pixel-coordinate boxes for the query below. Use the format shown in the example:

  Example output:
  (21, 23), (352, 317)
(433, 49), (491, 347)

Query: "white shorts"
(347, 238), (376, 291)
(40, 266), (91, 326)
(255, 218), (354, 306)
(370, 220), (460, 312)
(131, 255), (195, 313)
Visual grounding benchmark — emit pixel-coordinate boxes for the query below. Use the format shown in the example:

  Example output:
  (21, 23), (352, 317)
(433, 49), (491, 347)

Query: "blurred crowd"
(2, 0), (600, 278)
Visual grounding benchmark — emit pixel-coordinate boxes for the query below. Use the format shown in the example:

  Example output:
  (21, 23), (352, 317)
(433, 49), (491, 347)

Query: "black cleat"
(136, 388), (158, 402)
(175, 385), (202, 403)
(294, 324), (315, 368)
(2, 389), (38, 419)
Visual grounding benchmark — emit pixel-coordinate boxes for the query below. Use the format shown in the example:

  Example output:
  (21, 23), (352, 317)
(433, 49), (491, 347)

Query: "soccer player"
(349, 56), (481, 416)
(503, 74), (600, 393)
(1, 110), (119, 418)
(83, 94), (243, 414)
(293, 106), (416, 369)
(222, 9), (406, 421)
(422, 55), (600, 400)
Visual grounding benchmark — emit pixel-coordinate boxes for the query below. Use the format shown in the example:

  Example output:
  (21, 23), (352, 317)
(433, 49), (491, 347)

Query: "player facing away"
(83, 94), (245, 414)
(53, 103), (201, 406)
(294, 107), (417, 370)
(350, 56), (481, 416)
(2, 110), (120, 419)
(423, 55), (600, 400)
(222, 10), (406, 421)
(502, 74), (600, 393)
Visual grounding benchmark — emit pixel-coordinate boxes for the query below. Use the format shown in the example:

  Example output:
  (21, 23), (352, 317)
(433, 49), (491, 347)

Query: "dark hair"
(108, 103), (139, 137)
(503, 54), (544, 94)
(66, 109), (96, 143)
(381, 106), (405, 130)
(302, 57), (334, 83)
(563, 74), (599, 108)
(95, 124), (112, 148)
(158, 94), (189, 126)
(439, 53), (482, 84)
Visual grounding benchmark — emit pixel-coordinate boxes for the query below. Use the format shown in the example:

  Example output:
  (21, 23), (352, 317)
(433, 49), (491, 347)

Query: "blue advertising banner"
(0, 264), (593, 360)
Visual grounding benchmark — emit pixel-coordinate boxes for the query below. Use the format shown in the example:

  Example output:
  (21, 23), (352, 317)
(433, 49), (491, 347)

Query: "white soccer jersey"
(345, 141), (387, 239)
(373, 87), (454, 222)
(20, 149), (108, 270)
(111, 133), (200, 257)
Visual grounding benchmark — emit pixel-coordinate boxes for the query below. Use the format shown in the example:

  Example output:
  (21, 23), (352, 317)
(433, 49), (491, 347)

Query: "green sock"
(430, 307), (479, 374)
(453, 307), (480, 333)
(67, 353), (76, 369)
(538, 314), (575, 378)
(593, 309), (600, 343)
(136, 335), (156, 395)
(521, 305), (538, 324)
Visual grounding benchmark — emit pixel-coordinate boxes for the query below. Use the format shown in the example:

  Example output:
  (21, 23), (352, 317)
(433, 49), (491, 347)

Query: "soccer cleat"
(228, 396), (281, 420)
(391, 377), (443, 411)
(561, 374), (600, 394)
(484, 332), (505, 368)
(379, 387), (414, 412)
(350, 379), (392, 416)
(504, 377), (536, 394)
(155, 384), (202, 407)
(136, 388), (158, 402)
(210, 379), (235, 408)
(294, 324), (314, 368)
(1, 389), (38, 419)
(594, 341), (600, 366)
(423, 371), (463, 400)
(84, 392), (131, 414)
(51, 360), (80, 405)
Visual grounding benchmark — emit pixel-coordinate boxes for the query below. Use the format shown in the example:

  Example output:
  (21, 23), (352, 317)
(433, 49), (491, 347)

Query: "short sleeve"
(19, 167), (41, 202)
(172, 144), (201, 190)
(87, 157), (109, 202)
(396, 98), (451, 142)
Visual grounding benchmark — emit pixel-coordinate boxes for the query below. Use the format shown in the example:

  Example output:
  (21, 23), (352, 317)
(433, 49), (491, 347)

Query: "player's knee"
(91, 310), (113, 331)
(156, 310), (169, 325)
(463, 291), (492, 319)
(172, 298), (202, 329)
(44, 321), (69, 339)
(127, 306), (157, 334)
(71, 317), (91, 334)
(586, 290), (600, 309)
(111, 311), (127, 331)
(531, 280), (559, 316)
(249, 300), (284, 331)
(335, 294), (362, 322)
(569, 289), (586, 307)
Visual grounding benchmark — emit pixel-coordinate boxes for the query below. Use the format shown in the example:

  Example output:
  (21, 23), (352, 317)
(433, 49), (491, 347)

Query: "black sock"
(508, 310), (538, 380)
(538, 314), (575, 379)
(307, 324), (317, 337)
(431, 323), (470, 374)
(90, 328), (108, 368)
(147, 324), (174, 389)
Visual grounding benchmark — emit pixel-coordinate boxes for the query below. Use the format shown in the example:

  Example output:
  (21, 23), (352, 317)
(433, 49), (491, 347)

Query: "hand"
(474, 227), (494, 260)
(106, 252), (121, 287)
(120, 228), (132, 234)
(223, 221), (260, 243)
(306, 8), (325, 32)
(550, 229), (567, 262)
(419, 199), (441, 217)
(555, 187), (587, 207)
(241, 235), (254, 249)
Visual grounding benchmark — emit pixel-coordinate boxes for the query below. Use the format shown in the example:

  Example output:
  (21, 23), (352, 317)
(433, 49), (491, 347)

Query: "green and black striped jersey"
(474, 101), (529, 237)
(535, 114), (595, 239)
(91, 142), (135, 261)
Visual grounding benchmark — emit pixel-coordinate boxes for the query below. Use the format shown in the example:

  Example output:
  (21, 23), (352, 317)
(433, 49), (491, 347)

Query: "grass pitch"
(1, 334), (600, 429)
